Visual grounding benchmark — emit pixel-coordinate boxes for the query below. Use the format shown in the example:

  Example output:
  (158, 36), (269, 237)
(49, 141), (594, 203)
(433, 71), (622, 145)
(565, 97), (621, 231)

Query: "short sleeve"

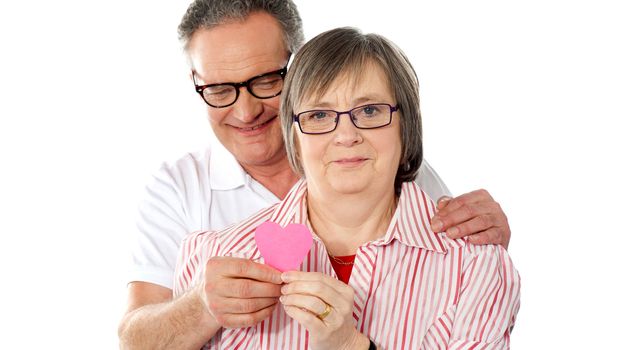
(129, 163), (189, 289)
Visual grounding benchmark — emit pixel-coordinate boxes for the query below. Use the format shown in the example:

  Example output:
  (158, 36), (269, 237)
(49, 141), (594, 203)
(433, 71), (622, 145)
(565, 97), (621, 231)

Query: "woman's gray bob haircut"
(280, 27), (423, 193)
(178, 0), (304, 53)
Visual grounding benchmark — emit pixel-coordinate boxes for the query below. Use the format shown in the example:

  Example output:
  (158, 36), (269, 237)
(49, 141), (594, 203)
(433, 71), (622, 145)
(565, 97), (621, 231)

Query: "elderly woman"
(174, 27), (520, 350)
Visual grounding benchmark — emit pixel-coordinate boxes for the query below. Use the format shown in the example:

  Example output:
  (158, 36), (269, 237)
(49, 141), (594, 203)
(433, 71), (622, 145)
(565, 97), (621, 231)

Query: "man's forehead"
(188, 12), (288, 83)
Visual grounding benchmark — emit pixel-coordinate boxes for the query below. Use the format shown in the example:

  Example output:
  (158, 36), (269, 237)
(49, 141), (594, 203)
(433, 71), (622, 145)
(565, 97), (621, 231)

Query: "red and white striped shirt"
(174, 180), (520, 350)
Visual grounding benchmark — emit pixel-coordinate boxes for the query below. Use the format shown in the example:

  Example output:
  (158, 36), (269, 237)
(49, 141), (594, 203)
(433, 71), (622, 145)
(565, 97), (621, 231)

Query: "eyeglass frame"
(192, 61), (289, 108)
(292, 103), (399, 135)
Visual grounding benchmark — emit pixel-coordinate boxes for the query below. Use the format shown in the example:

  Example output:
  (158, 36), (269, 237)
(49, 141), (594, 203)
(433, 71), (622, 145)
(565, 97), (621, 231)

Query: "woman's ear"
(292, 128), (305, 176)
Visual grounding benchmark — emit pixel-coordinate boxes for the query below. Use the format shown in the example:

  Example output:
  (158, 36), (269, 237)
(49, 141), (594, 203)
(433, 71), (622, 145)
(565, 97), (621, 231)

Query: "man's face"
(188, 12), (289, 168)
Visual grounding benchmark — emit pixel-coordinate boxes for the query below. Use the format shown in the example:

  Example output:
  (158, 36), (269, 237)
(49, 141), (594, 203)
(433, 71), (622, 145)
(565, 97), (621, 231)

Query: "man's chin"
(232, 147), (284, 167)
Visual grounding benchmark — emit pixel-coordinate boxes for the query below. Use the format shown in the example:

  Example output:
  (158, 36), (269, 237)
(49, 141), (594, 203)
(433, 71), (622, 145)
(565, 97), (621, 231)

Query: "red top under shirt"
(328, 254), (356, 284)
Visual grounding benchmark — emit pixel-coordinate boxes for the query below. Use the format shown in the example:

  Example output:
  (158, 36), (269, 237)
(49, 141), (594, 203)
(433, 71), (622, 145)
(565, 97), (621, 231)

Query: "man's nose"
(232, 87), (262, 123)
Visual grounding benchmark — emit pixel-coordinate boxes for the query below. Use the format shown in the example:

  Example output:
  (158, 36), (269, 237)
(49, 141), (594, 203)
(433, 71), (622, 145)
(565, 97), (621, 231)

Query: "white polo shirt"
(130, 143), (451, 289)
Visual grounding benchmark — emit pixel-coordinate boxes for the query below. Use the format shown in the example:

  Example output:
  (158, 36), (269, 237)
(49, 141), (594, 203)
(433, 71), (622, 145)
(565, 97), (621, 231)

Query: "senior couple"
(119, 1), (520, 349)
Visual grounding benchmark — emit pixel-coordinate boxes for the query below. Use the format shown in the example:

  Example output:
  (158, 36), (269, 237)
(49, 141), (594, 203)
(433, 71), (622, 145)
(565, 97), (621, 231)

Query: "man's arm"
(119, 257), (283, 349)
(120, 156), (220, 349)
(118, 282), (219, 350)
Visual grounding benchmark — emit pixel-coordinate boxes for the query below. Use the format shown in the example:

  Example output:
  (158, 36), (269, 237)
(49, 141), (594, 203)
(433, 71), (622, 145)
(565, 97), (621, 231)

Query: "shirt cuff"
(127, 265), (174, 290)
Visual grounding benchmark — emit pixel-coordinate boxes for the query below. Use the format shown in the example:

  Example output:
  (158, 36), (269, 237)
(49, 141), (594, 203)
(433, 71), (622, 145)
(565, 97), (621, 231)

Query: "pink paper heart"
(254, 221), (313, 272)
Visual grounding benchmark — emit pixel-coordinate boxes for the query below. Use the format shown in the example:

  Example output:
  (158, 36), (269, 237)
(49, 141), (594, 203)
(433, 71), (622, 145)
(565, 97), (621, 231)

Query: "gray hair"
(178, 0), (304, 54)
(279, 27), (423, 193)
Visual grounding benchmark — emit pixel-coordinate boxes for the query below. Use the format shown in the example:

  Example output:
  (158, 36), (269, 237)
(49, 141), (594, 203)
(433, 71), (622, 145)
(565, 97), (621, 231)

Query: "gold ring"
(317, 303), (332, 320)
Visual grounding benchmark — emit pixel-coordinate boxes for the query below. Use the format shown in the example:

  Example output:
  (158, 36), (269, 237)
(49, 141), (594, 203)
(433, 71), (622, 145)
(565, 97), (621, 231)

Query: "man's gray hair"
(178, 0), (304, 53)
(280, 27), (423, 193)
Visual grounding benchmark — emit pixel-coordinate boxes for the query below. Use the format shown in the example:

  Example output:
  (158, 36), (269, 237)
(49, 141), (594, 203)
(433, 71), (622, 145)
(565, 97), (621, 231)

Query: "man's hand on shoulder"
(431, 189), (511, 249)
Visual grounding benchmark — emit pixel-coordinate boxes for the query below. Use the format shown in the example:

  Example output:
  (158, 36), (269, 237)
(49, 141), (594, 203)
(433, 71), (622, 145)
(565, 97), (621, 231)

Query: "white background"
(0, 0), (634, 348)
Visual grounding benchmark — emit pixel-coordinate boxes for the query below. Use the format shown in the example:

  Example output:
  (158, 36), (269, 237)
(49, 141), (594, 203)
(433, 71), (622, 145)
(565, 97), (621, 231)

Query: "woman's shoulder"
(400, 181), (505, 255)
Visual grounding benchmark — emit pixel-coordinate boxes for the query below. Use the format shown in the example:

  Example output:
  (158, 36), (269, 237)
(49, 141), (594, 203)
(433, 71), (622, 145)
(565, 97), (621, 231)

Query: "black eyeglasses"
(293, 103), (399, 135)
(193, 65), (288, 108)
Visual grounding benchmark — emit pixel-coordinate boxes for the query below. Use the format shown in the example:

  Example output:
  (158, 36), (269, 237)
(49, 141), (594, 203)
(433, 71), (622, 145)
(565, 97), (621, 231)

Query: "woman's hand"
(279, 271), (370, 350)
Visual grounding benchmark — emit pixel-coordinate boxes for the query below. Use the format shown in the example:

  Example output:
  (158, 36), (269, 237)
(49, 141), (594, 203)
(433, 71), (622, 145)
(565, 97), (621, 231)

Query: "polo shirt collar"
(208, 142), (247, 190)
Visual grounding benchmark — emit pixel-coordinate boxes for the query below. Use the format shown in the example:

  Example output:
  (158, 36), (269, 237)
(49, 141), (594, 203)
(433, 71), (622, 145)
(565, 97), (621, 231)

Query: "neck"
(307, 186), (397, 256)
(241, 156), (300, 200)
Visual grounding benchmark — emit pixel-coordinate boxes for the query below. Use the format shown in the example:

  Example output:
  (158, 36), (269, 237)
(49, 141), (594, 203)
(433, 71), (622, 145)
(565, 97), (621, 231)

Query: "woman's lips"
(333, 157), (369, 167)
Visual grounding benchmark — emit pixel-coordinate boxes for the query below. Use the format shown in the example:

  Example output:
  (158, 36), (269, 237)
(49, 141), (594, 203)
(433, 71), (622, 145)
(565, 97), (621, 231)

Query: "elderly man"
(118, 0), (512, 349)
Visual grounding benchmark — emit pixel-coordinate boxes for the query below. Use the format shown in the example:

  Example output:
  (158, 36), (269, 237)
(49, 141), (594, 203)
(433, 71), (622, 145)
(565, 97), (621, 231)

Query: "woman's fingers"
(281, 279), (349, 311)
(282, 304), (325, 330)
(279, 293), (330, 318)
(280, 272), (355, 332)
(279, 271), (361, 349)
(282, 271), (350, 295)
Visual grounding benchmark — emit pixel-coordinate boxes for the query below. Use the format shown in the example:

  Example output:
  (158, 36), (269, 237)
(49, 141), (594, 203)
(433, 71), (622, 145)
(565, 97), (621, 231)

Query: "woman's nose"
(333, 113), (362, 146)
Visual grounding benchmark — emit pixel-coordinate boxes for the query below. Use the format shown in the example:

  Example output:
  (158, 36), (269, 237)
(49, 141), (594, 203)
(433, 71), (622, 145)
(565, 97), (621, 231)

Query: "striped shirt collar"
(268, 179), (462, 254)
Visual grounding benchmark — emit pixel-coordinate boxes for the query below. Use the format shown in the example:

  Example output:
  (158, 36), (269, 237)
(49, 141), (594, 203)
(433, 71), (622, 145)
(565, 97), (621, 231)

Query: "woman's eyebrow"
(303, 94), (388, 110)
(351, 96), (376, 106)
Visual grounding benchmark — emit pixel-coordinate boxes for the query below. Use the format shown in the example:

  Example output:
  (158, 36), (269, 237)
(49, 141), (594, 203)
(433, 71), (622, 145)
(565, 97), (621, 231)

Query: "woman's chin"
(325, 177), (372, 195)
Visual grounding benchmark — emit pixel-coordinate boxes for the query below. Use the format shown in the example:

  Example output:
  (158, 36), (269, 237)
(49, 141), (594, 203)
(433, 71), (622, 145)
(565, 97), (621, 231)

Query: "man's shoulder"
(415, 158), (452, 201)
(157, 146), (213, 175)
(152, 145), (241, 187)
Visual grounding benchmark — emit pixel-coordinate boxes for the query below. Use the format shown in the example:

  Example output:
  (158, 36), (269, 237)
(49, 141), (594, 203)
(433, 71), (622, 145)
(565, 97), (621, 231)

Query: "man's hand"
(431, 189), (511, 249)
(119, 258), (282, 350)
(200, 257), (283, 329)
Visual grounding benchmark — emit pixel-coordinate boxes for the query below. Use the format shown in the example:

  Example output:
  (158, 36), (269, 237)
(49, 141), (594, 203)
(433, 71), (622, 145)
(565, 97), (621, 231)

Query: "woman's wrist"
(346, 331), (371, 350)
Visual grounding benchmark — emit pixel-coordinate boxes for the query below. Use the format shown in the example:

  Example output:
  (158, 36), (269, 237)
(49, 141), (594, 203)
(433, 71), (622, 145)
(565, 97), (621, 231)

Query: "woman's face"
(295, 61), (402, 196)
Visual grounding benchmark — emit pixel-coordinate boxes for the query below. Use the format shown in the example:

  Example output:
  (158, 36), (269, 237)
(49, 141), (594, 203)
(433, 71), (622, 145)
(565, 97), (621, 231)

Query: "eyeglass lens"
(201, 72), (284, 107)
(298, 104), (393, 134)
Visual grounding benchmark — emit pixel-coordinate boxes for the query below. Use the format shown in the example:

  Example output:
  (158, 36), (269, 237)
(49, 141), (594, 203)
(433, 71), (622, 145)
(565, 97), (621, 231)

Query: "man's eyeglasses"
(193, 65), (287, 108)
(293, 103), (399, 135)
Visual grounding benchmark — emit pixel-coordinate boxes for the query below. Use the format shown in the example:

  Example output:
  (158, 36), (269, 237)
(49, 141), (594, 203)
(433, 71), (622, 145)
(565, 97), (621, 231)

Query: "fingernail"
(281, 285), (288, 294)
(279, 296), (286, 303)
(447, 227), (458, 237)
(438, 196), (451, 208)
(431, 219), (443, 232)
(281, 272), (290, 283)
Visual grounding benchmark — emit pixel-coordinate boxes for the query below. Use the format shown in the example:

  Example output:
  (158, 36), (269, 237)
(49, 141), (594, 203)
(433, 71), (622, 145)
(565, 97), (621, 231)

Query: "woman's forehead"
(298, 61), (393, 109)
